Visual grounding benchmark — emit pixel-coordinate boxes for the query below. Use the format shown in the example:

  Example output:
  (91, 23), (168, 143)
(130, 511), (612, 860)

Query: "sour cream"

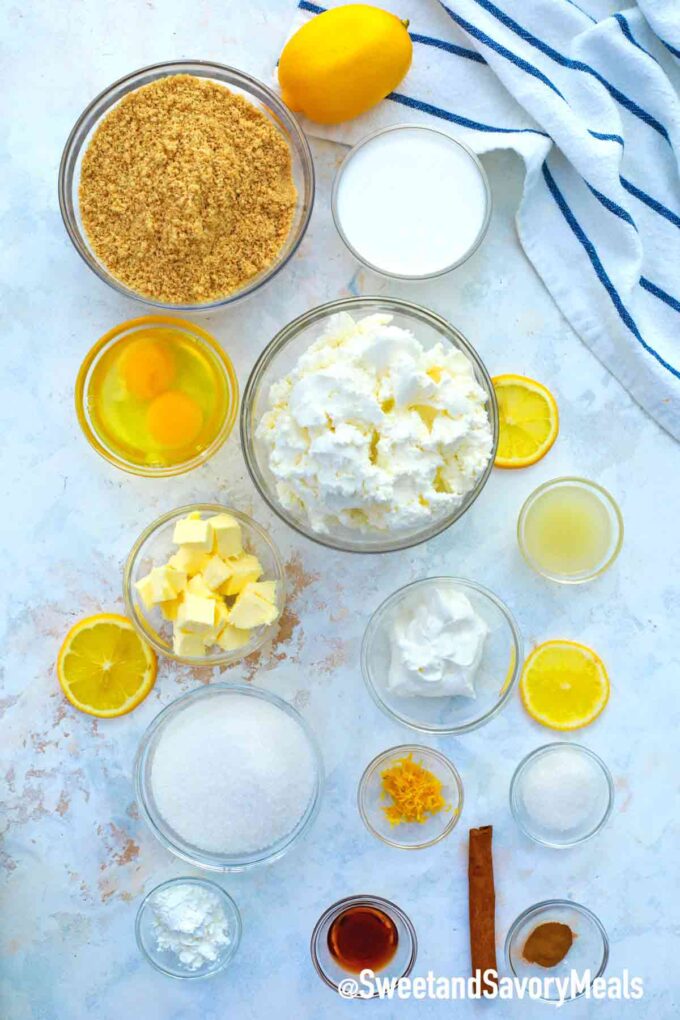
(333, 126), (490, 278)
(388, 586), (488, 698)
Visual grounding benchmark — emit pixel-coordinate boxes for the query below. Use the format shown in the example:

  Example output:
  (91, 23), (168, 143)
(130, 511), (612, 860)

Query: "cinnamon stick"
(468, 825), (498, 995)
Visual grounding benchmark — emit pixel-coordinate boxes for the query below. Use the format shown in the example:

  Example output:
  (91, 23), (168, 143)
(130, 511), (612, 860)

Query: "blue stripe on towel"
(586, 183), (637, 229)
(588, 130), (624, 144)
(456, 0), (670, 141)
(613, 13), (658, 64)
(441, 6), (567, 99)
(640, 277), (680, 314)
(542, 162), (680, 378)
(620, 178), (680, 229)
(387, 90), (549, 135)
(409, 30), (487, 62)
(660, 38), (680, 59)
(562, 0), (596, 24)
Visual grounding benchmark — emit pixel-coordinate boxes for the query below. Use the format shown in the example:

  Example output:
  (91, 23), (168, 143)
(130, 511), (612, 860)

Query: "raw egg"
(147, 390), (203, 448)
(119, 336), (175, 400)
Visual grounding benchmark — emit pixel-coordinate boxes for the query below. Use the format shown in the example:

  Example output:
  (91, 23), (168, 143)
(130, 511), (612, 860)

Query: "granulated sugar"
(150, 692), (316, 854)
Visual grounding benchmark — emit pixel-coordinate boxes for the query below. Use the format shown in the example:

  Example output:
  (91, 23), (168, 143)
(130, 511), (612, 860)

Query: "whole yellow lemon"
(279, 4), (413, 125)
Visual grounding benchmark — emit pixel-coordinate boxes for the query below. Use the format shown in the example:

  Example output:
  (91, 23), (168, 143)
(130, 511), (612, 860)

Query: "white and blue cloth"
(284, 0), (680, 439)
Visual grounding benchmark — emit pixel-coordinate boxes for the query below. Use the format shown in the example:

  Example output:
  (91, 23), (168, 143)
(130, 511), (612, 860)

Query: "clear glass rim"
(357, 744), (464, 849)
(240, 296), (499, 554)
(331, 124), (492, 280)
(509, 741), (615, 849)
(134, 683), (324, 872)
(58, 59), (315, 311)
(74, 317), (239, 477)
(517, 477), (624, 584)
(504, 898), (609, 998)
(310, 894), (418, 995)
(135, 876), (242, 979)
(123, 503), (287, 666)
(361, 577), (523, 734)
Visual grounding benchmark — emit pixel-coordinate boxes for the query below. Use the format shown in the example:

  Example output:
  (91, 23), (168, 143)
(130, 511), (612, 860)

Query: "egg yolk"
(146, 391), (203, 448)
(119, 336), (175, 401)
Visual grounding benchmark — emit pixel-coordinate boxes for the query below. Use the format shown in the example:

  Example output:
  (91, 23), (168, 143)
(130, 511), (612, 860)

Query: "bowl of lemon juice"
(76, 317), (238, 476)
(517, 477), (623, 584)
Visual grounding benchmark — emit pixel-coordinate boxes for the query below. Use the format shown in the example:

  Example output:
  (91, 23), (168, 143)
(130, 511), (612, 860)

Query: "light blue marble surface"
(1, 2), (679, 1018)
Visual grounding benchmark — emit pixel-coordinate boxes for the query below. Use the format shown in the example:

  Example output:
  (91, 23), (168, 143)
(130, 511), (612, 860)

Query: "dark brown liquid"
(328, 905), (398, 974)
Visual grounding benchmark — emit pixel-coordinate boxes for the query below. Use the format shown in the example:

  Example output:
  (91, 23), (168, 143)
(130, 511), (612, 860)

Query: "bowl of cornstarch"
(135, 877), (241, 979)
(135, 683), (324, 871)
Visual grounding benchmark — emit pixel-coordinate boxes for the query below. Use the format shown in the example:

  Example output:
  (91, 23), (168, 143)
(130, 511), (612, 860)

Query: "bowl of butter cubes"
(124, 504), (286, 665)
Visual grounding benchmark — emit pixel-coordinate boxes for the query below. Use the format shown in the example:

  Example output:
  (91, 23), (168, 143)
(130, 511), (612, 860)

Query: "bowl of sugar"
(135, 683), (324, 871)
(332, 124), (491, 279)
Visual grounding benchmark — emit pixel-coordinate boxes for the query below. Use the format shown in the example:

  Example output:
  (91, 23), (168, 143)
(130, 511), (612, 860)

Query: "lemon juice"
(83, 320), (235, 472)
(518, 479), (622, 582)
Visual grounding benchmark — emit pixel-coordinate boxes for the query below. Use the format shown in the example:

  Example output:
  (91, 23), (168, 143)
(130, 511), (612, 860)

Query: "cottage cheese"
(256, 313), (493, 534)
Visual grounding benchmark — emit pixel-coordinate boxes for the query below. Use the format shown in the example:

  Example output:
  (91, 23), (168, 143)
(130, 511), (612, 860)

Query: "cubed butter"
(172, 516), (213, 551)
(168, 546), (210, 577)
(160, 596), (182, 622)
(202, 601), (231, 644)
(229, 582), (279, 629)
(247, 580), (277, 603)
(187, 574), (218, 600)
(201, 555), (232, 592)
(219, 554), (263, 597)
(135, 564), (186, 607)
(210, 514), (243, 558)
(176, 593), (216, 634)
(216, 623), (252, 652)
(173, 629), (208, 658)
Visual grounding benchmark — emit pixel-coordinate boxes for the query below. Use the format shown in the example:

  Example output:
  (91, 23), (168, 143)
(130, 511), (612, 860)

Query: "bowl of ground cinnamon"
(59, 61), (314, 309)
(505, 899), (609, 1002)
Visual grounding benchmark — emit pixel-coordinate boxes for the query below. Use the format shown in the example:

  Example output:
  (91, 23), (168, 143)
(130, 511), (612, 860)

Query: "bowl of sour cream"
(361, 577), (523, 734)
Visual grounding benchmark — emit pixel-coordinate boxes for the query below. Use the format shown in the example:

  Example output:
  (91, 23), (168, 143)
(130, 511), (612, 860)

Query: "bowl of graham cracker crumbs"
(59, 61), (315, 310)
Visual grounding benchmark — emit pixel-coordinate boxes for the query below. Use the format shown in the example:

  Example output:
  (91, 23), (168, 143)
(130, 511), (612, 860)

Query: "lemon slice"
(520, 639), (609, 730)
(493, 374), (559, 468)
(57, 613), (157, 718)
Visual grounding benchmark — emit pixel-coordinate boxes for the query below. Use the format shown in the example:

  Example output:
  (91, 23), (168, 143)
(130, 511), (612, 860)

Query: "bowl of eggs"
(75, 316), (239, 477)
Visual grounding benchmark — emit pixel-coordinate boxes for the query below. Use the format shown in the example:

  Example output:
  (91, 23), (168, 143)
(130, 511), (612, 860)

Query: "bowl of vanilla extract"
(310, 895), (417, 996)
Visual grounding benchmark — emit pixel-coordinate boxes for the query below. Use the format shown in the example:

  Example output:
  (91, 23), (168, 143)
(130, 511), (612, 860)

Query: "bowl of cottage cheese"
(241, 298), (498, 552)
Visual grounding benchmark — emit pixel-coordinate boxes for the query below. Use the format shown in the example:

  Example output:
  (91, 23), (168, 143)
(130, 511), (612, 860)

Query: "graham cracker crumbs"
(79, 74), (297, 304)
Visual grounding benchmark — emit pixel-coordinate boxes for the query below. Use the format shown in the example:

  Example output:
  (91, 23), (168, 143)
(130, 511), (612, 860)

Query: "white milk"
(334, 126), (490, 278)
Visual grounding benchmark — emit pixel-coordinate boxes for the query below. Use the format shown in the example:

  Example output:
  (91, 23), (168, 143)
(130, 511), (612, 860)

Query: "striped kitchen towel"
(282, 0), (680, 439)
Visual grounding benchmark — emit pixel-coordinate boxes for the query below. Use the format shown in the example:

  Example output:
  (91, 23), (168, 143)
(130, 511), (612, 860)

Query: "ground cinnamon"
(522, 922), (574, 968)
(468, 825), (498, 994)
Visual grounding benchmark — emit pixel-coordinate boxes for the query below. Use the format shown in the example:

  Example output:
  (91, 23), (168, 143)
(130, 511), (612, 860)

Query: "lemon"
(57, 613), (157, 718)
(492, 374), (559, 468)
(520, 639), (610, 731)
(278, 5), (413, 125)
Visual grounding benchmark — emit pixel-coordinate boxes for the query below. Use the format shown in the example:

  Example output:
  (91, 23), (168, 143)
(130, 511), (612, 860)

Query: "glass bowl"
(123, 503), (286, 666)
(510, 742), (614, 849)
(135, 683), (324, 872)
(358, 745), (463, 849)
(310, 895), (417, 996)
(241, 297), (498, 553)
(505, 900), (609, 1002)
(59, 60), (314, 311)
(135, 877), (242, 979)
(331, 125), (491, 280)
(75, 317), (239, 477)
(362, 578), (522, 734)
(517, 477), (624, 584)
